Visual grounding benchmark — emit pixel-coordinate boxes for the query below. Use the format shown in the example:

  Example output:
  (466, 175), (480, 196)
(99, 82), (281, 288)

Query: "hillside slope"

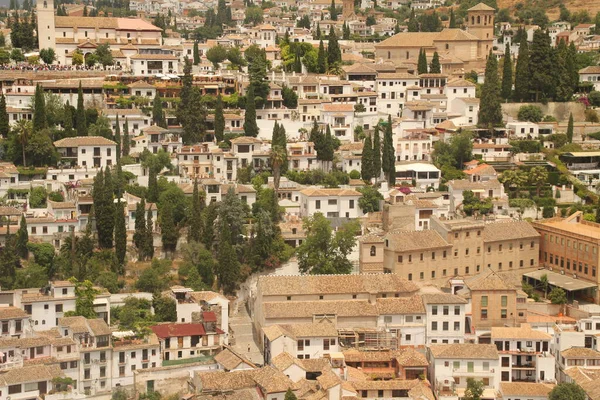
(498, 0), (600, 22)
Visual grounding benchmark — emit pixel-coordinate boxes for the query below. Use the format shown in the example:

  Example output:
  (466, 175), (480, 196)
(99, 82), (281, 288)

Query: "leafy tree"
(549, 287), (567, 305)
(596, 200), (600, 224)
(153, 293), (177, 322)
(566, 113), (574, 143)
(214, 94), (225, 142)
(67, 278), (98, 319)
(501, 43), (512, 100)
(297, 213), (358, 274)
(10, 48), (24, 62)
(160, 202), (179, 257)
(94, 44), (114, 67)
(244, 6), (264, 25)
(478, 51), (503, 128)
(147, 167), (159, 203)
(93, 168), (116, 249)
(517, 105), (543, 123)
(247, 48), (270, 107)
(95, 271), (120, 294)
(72, 50), (84, 66)
(407, 10), (418, 32)
(216, 224), (240, 294)
(514, 36), (530, 102)
(463, 378), (484, 400)
(227, 47), (247, 69)
(540, 273), (549, 298)
(145, 209), (154, 260)
(136, 259), (170, 293)
(114, 200), (127, 269)
(206, 44), (228, 69)
(429, 51), (441, 73)
(361, 134), (374, 182)
(282, 85), (298, 109)
(15, 215), (28, 259)
(244, 85), (259, 137)
(39, 48), (56, 65)
(417, 48), (428, 74)
(555, 39), (576, 102)
(177, 58), (193, 129)
(180, 242), (215, 288)
(462, 191), (493, 216)
(284, 389), (298, 400)
(75, 82), (87, 135)
(548, 382), (586, 400)
(358, 186), (383, 213)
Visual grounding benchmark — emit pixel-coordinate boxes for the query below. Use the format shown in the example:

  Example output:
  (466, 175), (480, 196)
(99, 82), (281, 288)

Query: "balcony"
(452, 368), (493, 377)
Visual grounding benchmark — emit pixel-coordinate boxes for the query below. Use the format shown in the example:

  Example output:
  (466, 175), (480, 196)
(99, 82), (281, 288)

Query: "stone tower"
(37, 0), (56, 51)
(466, 2), (495, 41)
(342, 0), (354, 19)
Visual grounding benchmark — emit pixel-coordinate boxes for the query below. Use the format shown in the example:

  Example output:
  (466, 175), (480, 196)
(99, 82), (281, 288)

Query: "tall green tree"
(285, 389), (298, 400)
(407, 10), (418, 31)
(372, 125), (381, 179)
(327, 26), (341, 67)
(193, 41), (200, 65)
(152, 92), (166, 128)
(189, 179), (204, 243)
(15, 215), (28, 259)
(145, 209), (154, 259)
(501, 43), (513, 100)
(429, 51), (441, 73)
(214, 94), (225, 142)
(114, 200), (126, 270)
(464, 378), (484, 400)
(317, 40), (327, 73)
(133, 199), (148, 260)
(330, 0), (337, 20)
(566, 112), (574, 143)
(555, 39), (576, 102)
(244, 85), (259, 137)
(147, 167), (159, 203)
(514, 36), (530, 102)
(297, 213), (358, 274)
(417, 49), (428, 74)
(382, 117), (396, 185)
(160, 202), (179, 257)
(548, 383), (586, 400)
(216, 224), (240, 294)
(75, 81), (87, 135)
(94, 167), (116, 249)
(449, 9), (456, 28)
(114, 115), (121, 162)
(0, 94), (9, 138)
(122, 119), (130, 157)
(529, 29), (556, 101)
(478, 51), (503, 128)
(361, 134), (374, 181)
(32, 84), (47, 131)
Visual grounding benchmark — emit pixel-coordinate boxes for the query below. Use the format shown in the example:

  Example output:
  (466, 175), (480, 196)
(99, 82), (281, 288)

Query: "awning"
(524, 270), (597, 292)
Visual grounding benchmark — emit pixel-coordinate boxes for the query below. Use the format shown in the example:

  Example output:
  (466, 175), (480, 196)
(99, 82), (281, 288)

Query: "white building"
(54, 136), (118, 169)
(395, 163), (441, 189)
(423, 293), (467, 345)
(262, 322), (339, 364)
(130, 53), (180, 76)
(299, 188), (363, 219)
(579, 66), (600, 91)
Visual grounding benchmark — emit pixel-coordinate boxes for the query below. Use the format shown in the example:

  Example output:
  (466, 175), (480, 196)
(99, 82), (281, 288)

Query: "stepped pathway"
(229, 301), (264, 365)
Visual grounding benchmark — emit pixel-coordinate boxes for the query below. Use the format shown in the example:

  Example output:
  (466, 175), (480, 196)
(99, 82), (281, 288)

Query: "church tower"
(37, 0), (56, 51)
(342, 0), (355, 19)
(466, 2), (495, 41)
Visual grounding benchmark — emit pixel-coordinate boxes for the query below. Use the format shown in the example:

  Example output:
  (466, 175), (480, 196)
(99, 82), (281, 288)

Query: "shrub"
(517, 105), (544, 122)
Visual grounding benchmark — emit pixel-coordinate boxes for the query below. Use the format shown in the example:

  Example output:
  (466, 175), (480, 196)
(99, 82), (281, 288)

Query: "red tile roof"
(151, 323), (206, 338)
(203, 312), (217, 323)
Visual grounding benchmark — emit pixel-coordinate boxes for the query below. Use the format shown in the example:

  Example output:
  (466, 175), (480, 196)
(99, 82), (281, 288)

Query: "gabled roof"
(151, 323), (206, 338)
(468, 2), (496, 11)
(54, 136), (116, 147)
(429, 343), (498, 359)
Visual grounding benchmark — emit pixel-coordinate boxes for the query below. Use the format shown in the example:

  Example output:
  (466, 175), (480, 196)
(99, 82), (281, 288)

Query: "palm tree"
(326, 62), (343, 77)
(270, 145), (286, 199)
(15, 120), (32, 167)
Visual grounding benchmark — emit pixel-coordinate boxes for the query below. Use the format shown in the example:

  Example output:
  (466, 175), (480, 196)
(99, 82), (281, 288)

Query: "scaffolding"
(337, 328), (399, 350)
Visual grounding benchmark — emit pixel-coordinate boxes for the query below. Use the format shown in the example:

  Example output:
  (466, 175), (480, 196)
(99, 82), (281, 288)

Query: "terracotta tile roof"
(483, 221), (540, 242)
(151, 323), (206, 338)
(351, 379), (422, 391)
(253, 365), (294, 393)
(316, 370), (341, 390)
(464, 164), (497, 177)
(446, 78), (477, 87)
(500, 382), (554, 397)
(59, 316), (91, 334)
(422, 293), (468, 305)
(377, 72), (418, 80)
(491, 324), (551, 340)
(54, 136), (116, 147)
(0, 336), (51, 349)
(376, 295), (425, 314)
(131, 53), (177, 60)
(258, 273), (419, 296)
(448, 178), (502, 190)
(429, 344), (499, 359)
(468, 2), (495, 11)
(300, 188), (361, 197)
(196, 369), (258, 391)
(0, 306), (29, 320)
(48, 200), (76, 209)
(343, 348), (398, 363)
(465, 269), (514, 291)
(562, 347), (600, 359)
(395, 347), (429, 367)
(214, 347), (256, 370)
(322, 103), (354, 112)
(580, 66), (600, 74)
(263, 321), (338, 341)
(0, 364), (63, 386)
(385, 229), (450, 252)
(376, 32), (438, 48)
(87, 318), (111, 336)
(264, 300), (379, 319)
(230, 136), (262, 144)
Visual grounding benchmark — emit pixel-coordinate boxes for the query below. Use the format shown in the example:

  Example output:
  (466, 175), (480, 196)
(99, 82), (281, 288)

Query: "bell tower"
(466, 2), (495, 41)
(342, 0), (355, 20)
(37, 0), (56, 51)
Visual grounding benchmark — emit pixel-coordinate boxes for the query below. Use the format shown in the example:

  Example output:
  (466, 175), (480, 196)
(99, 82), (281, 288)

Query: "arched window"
(477, 15), (481, 24)
(43, 1), (47, 7)
(370, 246), (376, 256)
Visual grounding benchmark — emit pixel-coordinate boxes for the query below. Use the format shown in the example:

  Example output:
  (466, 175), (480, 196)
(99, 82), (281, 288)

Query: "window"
(454, 306), (460, 315)
(443, 306), (449, 315)
(453, 361), (460, 370)
(405, 334), (411, 341)
(501, 309), (507, 319)
(481, 296), (488, 307)
(454, 321), (460, 331)
(432, 306), (438, 315)
(431, 321), (438, 331)
(315, 200), (321, 209)
(481, 309), (488, 319)
(501, 296), (507, 307)
(443, 321), (449, 331)
(420, 272), (424, 279)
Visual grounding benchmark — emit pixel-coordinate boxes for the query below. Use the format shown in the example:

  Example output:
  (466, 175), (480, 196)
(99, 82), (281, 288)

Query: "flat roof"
(536, 219), (600, 239)
(562, 151), (600, 158)
(524, 270), (597, 292)
(395, 163), (440, 172)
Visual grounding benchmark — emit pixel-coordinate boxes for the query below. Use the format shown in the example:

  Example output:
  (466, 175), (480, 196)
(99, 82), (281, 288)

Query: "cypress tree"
(92, 168), (104, 237)
(76, 81), (87, 135)
(145, 209), (154, 259)
(361, 134), (373, 182)
(372, 125), (381, 179)
(177, 58), (193, 130)
(32, 84), (47, 131)
(478, 51), (503, 128)
(214, 94), (225, 143)
(514, 35), (530, 102)
(596, 201), (600, 224)
(322, 125), (335, 169)
(216, 224), (240, 294)
(327, 26), (341, 67)
(0, 94), (9, 138)
(147, 167), (159, 203)
(114, 114), (121, 162)
(122, 119), (130, 157)
(417, 49), (428, 74)
(133, 198), (147, 260)
(501, 43), (513, 100)
(189, 179), (203, 243)
(568, 43), (579, 93)
(330, 0), (337, 21)
(114, 200), (126, 269)
(244, 85), (259, 137)
(193, 41), (200, 65)
(15, 215), (28, 259)
(317, 40), (327, 73)
(382, 116), (395, 185)
(529, 29), (556, 102)
(102, 167), (115, 248)
(566, 112), (574, 143)
(315, 23), (321, 40)
(449, 9), (456, 28)
(152, 92), (165, 128)
(555, 40), (574, 102)
(160, 202), (178, 256)
(407, 10), (418, 32)
(429, 51), (441, 73)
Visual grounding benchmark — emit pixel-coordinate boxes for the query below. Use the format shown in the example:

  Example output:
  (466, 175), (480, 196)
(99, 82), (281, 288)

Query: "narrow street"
(229, 301), (264, 365)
